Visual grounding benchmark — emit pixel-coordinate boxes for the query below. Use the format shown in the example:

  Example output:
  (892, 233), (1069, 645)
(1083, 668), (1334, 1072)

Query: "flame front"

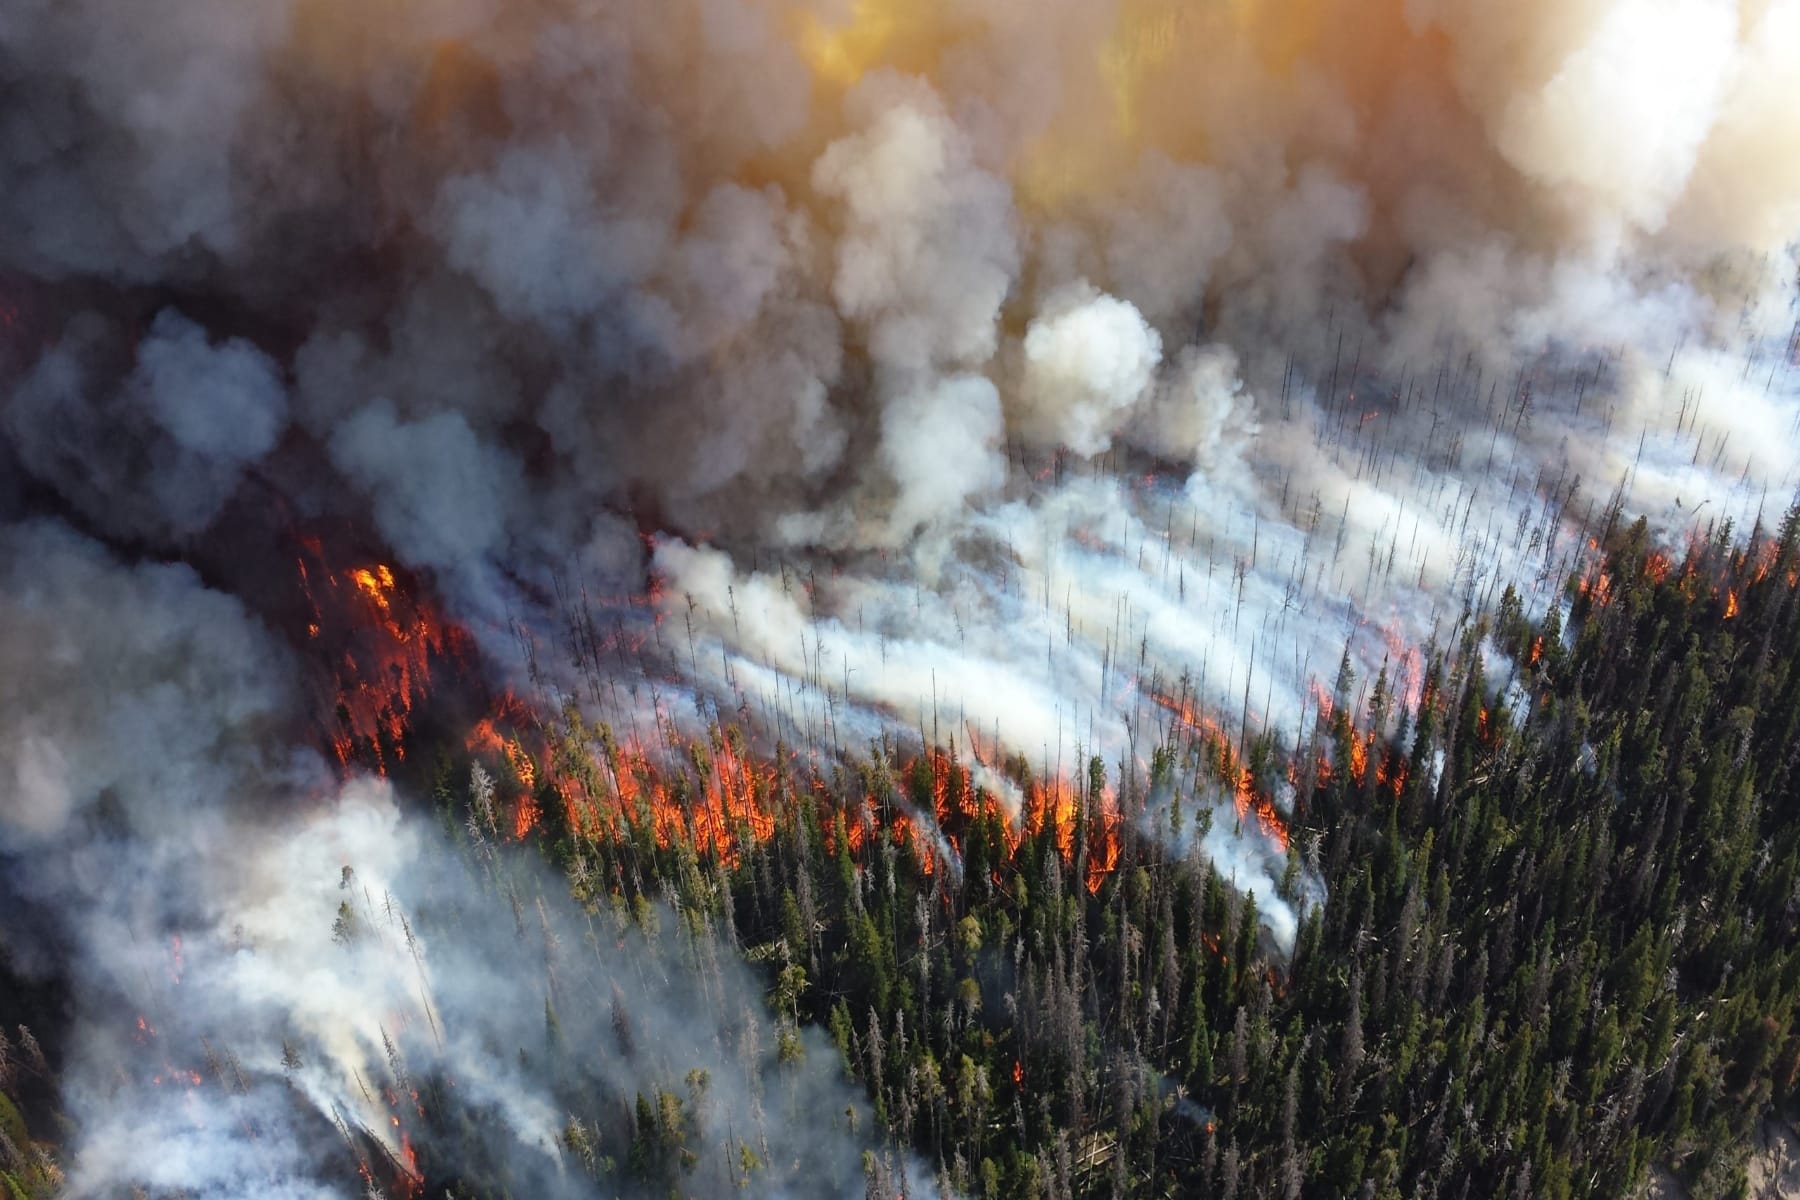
(463, 699), (1127, 894)
(1150, 691), (1292, 855)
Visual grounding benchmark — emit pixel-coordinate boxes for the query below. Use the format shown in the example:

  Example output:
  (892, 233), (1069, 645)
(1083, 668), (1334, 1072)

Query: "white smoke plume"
(1, 0), (1800, 1183)
(0, 523), (934, 1197)
(1018, 283), (1163, 457)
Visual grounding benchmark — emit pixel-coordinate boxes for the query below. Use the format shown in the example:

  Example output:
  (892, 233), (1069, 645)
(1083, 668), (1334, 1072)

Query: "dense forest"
(8, 500), (1800, 1199)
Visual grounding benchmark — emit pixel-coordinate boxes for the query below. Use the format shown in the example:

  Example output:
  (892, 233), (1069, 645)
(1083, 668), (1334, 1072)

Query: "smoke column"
(1, 0), (1798, 1192)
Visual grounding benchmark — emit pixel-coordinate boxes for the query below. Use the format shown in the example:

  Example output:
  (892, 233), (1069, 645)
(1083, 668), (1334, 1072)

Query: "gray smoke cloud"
(4, 0), (1795, 569)
(0, 522), (936, 1197)
(1, 0), (1799, 1180)
(6, 311), (287, 542)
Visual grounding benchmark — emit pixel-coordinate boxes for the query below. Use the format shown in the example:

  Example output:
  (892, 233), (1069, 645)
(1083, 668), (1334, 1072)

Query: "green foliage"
(388, 513), (1800, 1199)
(330, 900), (358, 946)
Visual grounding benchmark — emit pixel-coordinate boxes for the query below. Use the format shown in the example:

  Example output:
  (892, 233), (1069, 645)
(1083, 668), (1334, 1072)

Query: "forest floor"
(1643, 1115), (1800, 1200)
(1746, 1116), (1800, 1199)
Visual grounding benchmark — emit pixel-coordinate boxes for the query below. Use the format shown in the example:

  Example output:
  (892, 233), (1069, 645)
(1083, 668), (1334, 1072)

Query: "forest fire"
(1347, 736), (1370, 787)
(1297, 679), (1415, 801)
(5, 0), (1799, 1189)
(285, 512), (1368, 920)
(1309, 680), (1337, 725)
(448, 674), (1137, 893)
(925, 747), (1066, 867)
(350, 565), (397, 612)
(1568, 527), (1795, 627)
(1373, 620), (1427, 712)
(469, 715), (790, 867)
(150, 1067), (204, 1088)
(296, 538), (467, 776)
(1150, 691), (1292, 854)
(285, 517), (1462, 928)
(1576, 567), (1614, 608)
(1374, 755), (1408, 797)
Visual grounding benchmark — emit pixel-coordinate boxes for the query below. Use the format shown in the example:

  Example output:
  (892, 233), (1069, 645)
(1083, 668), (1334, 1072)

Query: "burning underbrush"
(286, 525), (1367, 929)
(289, 533), (481, 778)
(285, 510), (1569, 938)
(289, 481), (1758, 978)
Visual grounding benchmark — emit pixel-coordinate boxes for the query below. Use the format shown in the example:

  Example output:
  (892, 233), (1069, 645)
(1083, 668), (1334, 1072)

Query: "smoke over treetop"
(3, 0), (1795, 948)
(0, 0), (1798, 1192)
(0, 523), (935, 1197)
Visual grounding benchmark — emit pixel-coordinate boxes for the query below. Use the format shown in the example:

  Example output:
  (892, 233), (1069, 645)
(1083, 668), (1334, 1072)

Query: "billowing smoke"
(0, 525), (928, 1196)
(2, 0), (1799, 1188)
(5, 312), (287, 542)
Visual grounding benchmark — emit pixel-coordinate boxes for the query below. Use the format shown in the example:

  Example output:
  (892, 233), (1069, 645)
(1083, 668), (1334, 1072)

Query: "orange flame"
(1309, 680), (1336, 725)
(1577, 569), (1613, 608)
(512, 792), (541, 840)
(1347, 736), (1369, 786)
(298, 541), (460, 776)
(350, 564), (397, 613)
(1150, 691), (1292, 855)
(1374, 754), (1407, 798)
(457, 654), (1312, 919)
(1087, 796), (1122, 895)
